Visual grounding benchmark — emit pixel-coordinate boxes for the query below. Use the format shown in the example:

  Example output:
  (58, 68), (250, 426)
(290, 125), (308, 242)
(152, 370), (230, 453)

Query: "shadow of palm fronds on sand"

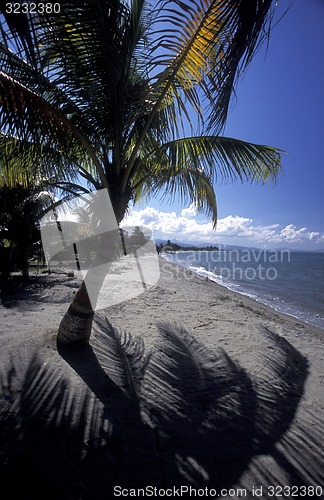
(0, 318), (322, 499)
(0, 275), (81, 311)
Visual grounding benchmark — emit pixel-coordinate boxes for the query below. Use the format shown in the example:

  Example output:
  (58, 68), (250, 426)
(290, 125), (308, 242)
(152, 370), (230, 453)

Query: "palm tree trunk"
(22, 252), (30, 281)
(57, 228), (122, 347)
(57, 281), (96, 346)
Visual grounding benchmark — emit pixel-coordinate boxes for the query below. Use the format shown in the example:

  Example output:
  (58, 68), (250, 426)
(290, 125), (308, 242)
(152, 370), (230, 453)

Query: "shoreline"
(159, 257), (324, 336)
(160, 253), (324, 335)
(103, 257), (324, 376)
(1, 256), (323, 348)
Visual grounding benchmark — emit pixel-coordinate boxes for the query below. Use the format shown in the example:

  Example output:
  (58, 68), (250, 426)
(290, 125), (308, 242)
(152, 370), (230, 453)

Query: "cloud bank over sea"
(123, 203), (324, 251)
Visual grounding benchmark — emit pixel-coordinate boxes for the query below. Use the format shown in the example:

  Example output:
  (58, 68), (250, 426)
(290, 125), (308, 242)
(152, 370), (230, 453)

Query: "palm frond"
(149, 321), (248, 408)
(251, 327), (308, 452)
(0, 7), (40, 66)
(0, 69), (72, 145)
(134, 161), (218, 225)
(1, 1), (282, 225)
(131, 135), (282, 226)
(149, 135), (282, 182)
(126, 0), (277, 171)
(0, 68), (109, 187)
(0, 132), (80, 188)
(92, 316), (148, 398)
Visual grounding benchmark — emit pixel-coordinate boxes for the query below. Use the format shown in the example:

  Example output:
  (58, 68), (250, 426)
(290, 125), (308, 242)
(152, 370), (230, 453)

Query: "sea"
(161, 249), (324, 331)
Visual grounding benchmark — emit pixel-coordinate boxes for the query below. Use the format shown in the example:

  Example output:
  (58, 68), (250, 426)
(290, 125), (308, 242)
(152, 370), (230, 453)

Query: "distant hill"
(155, 238), (324, 253)
(155, 239), (262, 252)
(156, 239), (219, 252)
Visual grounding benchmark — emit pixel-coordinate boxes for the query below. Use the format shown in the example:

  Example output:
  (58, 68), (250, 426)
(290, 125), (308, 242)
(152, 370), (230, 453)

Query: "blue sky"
(124, 0), (324, 250)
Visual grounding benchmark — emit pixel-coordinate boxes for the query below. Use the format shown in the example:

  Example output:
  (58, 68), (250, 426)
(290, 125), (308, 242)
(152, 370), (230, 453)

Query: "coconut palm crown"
(0, 0), (282, 345)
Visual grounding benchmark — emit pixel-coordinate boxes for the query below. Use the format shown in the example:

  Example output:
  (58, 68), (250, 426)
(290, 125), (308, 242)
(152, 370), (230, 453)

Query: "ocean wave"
(160, 252), (324, 331)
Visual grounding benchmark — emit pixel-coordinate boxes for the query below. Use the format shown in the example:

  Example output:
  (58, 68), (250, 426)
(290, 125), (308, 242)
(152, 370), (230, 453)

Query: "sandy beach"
(0, 257), (323, 498)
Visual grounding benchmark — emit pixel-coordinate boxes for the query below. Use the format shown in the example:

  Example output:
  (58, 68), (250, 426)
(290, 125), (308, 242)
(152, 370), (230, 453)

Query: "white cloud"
(272, 224), (324, 245)
(180, 202), (198, 218)
(122, 206), (324, 250)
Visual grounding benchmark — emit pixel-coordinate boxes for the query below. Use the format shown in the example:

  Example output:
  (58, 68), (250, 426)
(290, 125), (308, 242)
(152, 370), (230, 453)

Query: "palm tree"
(0, 0), (282, 346)
(0, 184), (53, 285)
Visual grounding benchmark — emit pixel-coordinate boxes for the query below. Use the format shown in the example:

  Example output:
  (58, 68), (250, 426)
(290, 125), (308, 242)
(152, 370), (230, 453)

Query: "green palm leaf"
(131, 135), (282, 226)
(1, 0), (282, 221)
(125, 0), (277, 169)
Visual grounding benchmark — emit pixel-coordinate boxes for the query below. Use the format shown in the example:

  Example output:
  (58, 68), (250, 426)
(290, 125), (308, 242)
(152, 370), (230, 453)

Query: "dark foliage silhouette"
(0, 185), (52, 286)
(0, 319), (322, 499)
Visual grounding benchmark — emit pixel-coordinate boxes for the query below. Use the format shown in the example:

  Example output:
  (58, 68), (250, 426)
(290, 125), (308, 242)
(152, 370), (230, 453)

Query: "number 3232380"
(5, 3), (61, 14)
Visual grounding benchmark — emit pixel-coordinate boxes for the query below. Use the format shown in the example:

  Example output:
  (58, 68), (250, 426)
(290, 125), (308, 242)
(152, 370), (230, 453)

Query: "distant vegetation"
(158, 240), (219, 253)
